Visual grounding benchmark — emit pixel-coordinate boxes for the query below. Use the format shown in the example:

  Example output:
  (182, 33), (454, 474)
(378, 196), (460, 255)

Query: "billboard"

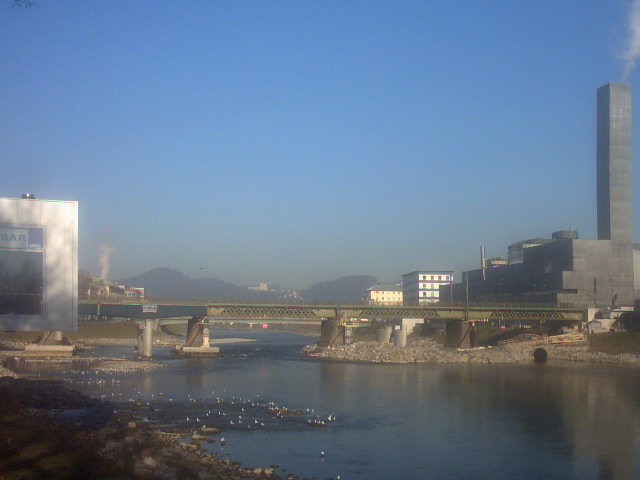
(0, 198), (78, 331)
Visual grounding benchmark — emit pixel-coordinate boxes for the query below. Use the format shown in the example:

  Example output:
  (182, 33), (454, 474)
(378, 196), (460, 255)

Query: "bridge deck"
(79, 301), (586, 323)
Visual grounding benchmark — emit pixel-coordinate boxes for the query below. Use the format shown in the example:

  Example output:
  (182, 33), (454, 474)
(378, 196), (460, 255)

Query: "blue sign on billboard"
(0, 225), (45, 316)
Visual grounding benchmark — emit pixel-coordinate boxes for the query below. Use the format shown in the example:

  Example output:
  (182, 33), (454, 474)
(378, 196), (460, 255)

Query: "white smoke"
(99, 241), (116, 281)
(621, 0), (640, 81)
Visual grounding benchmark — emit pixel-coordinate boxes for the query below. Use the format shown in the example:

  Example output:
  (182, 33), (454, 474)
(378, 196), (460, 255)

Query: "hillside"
(117, 269), (379, 303)
(119, 268), (262, 301)
(300, 275), (378, 303)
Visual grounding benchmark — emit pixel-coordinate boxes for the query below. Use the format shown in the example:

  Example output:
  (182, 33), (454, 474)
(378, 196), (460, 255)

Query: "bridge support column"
(445, 320), (478, 348)
(393, 327), (407, 347)
(137, 320), (154, 358)
(375, 326), (392, 343)
(174, 317), (220, 357)
(319, 317), (342, 347)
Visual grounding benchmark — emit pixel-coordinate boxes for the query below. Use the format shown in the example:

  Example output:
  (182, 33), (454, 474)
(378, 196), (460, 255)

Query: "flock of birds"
(64, 374), (341, 469)
(178, 392), (338, 433)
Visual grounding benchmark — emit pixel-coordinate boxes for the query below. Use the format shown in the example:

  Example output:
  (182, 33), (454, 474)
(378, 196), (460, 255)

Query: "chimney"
(597, 83), (632, 244)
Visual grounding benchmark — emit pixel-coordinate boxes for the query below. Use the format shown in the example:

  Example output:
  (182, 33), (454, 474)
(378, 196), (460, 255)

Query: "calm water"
(42, 331), (640, 479)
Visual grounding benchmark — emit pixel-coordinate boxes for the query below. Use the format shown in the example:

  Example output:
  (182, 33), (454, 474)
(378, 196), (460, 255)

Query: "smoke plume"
(621, 0), (640, 81)
(99, 240), (116, 280)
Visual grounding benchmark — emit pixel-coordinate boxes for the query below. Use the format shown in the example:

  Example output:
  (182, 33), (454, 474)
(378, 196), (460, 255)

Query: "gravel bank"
(302, 337), (640, 366)
(0, 353), (162, 374)
(0, 376), (297, 480)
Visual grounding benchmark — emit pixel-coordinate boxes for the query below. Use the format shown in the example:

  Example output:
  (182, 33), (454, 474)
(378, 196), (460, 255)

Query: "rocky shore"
(0, 376), (300, 480)
(0, 352), (163, 374)
(301, 337), (640, 367)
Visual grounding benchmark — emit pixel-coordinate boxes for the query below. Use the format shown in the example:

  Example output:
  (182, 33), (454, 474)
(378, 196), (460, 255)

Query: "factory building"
(441, 83), (635, 308)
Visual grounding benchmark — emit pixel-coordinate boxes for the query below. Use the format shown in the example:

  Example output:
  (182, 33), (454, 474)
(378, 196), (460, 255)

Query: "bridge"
(78, 301), (587, 358)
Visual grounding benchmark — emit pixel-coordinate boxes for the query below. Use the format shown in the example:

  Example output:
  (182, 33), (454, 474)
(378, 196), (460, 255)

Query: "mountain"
(118, 268), (379, 303)
(119, 268), (253, 301)
(300, 275), (378, 303)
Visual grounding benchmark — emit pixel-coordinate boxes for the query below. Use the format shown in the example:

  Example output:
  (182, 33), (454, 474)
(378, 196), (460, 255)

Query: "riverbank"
(0, 375), (298, 480)
(301, 336), (640, 366)
(0, 353), (164, 374)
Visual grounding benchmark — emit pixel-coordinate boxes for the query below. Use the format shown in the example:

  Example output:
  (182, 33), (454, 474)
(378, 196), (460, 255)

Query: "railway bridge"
(78, 301), (587, 358)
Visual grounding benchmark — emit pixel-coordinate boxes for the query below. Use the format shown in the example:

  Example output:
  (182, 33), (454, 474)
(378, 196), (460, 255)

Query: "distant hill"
(300, 275), (378, 303)
(119, 268), (261, 301)
(118, 268), (379, 303)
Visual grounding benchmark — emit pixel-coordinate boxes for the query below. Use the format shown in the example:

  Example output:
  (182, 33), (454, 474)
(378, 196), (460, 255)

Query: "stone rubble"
(301, 337), (640, 366)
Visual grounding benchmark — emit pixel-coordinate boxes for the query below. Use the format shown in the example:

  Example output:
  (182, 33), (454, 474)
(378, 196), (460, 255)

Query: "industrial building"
(402, 271), (454, 305)
(441, 83), (635, 308)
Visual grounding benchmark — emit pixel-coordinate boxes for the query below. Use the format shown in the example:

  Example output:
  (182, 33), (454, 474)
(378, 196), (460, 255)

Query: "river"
(36, 331), (640, 479)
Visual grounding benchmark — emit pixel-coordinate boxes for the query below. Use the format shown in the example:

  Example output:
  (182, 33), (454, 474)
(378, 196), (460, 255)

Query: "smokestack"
(480, 245), (486, 281)
(597, 83), (633, 244)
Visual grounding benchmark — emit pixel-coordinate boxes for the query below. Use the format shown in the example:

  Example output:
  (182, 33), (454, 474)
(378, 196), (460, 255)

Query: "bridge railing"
(79, 298), (586, 311)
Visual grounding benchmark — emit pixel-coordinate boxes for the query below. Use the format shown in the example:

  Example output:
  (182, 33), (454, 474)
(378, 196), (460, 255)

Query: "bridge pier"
(375, 326), (393, 343)
(445, 320), (478, 348)
(318, 317), (341, 346)
(393, 327), (407, 347)
(173, 316), (220, 357)
(137, 320), (154, 358)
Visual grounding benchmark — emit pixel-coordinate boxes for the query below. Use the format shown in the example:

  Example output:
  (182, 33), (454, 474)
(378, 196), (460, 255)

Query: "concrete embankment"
(302, 337), (640, 366)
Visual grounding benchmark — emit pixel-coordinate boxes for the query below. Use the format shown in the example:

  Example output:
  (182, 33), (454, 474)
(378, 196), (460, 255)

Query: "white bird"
(320, 451), (326, 457)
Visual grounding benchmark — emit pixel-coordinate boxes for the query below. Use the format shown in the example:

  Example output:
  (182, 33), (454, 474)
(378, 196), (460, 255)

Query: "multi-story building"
(402, 271), (455, 305)
(363, 284), (403, 305)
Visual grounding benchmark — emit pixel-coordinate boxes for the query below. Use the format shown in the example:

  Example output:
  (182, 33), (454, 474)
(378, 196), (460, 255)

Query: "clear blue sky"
(1, 1), (638, 288)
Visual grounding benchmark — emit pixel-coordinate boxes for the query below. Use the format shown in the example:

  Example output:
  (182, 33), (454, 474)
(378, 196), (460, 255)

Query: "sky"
(1, 0), (640, 288)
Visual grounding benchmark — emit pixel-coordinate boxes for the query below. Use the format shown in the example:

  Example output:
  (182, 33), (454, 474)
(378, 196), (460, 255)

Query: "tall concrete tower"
(597, 83), (633, 243)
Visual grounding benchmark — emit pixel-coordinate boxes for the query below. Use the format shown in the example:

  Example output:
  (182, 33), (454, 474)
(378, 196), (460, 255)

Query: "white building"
(401, 271), (454, 305)
(0, 196), (78, 331)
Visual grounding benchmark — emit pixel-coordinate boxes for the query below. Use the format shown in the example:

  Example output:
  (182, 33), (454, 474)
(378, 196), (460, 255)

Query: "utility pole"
(464, 272), (469, 322)
(449, 276), (453, 304)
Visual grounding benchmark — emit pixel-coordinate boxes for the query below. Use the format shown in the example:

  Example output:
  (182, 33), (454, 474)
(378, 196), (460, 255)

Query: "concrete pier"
(319, 318), (341, 346)
(376, 326), (392, 343)
(174, 316), (220, 357)
(445, 320), (478, 348)
(393, 327), (407, 347)
(137, 320), (154, 358)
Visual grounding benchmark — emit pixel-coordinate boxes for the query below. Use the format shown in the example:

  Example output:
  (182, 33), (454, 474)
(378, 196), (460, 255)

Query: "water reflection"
(436, 364), (639, 479)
